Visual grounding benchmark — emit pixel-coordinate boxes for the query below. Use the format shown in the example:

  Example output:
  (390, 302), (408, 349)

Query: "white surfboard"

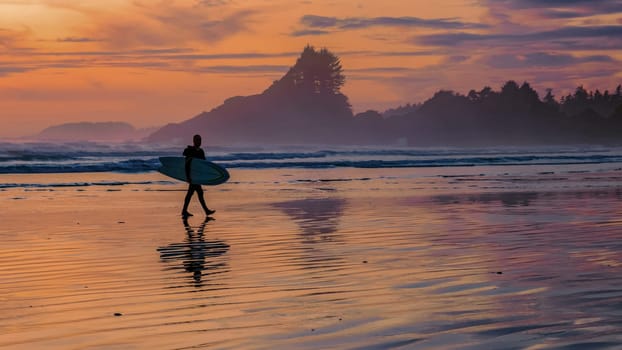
(158, 157), (230, 185)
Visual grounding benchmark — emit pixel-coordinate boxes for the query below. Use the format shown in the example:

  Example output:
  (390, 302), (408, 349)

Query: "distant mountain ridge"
(38, 122), (157, 141)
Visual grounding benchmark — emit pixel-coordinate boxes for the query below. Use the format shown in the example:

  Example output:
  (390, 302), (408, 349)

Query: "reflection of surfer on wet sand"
(158, 217), (229, 287)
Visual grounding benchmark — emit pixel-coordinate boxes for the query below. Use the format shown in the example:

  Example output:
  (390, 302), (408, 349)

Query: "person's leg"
(182, 185), (196, 216)
(195, 186), (215, 215)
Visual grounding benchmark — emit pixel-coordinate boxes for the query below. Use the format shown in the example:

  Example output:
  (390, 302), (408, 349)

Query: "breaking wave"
(1, 142), (622, 174)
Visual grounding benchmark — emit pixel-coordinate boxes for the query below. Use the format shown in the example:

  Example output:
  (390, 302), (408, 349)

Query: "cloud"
(195, 0), (231, 6)
(195, 65), (289, 74)
(416, 25), (622, 48)
(281, 49), (441, 57)
(539, 9), (586, 19)
(446, 55), (470, 63)
(56, 37), (102, 43)
(486, 0), (622, 11)
(0, 47), (449, 80)
(366, 50), (440, 57)
(0, 27), (32, 48)
(19, 48), (195, 57)
(0, 48), (302, 77)
(292, 14), (488, 36)
(72, 3), (257, 49)
(300, 15), (338, 28)
(291, 29), (331, 37)
(14, 48), (439, 61)
(12, 48), (297, 60)
(0, 66), (31, 76)
(348, 67), (414, 73)
(482, 52), (616, 69)
(479, 0), (622, 19)
(162, 51), (299, 60)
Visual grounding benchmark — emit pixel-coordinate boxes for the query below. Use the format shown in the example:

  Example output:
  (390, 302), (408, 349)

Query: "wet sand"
(2, 167), (622, 349)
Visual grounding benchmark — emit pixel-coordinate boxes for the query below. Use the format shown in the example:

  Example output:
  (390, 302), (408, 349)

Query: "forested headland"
(148, 46), (622, 146)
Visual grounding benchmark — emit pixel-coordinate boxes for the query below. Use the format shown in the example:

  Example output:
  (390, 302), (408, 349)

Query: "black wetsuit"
(181, 146), (209, 215)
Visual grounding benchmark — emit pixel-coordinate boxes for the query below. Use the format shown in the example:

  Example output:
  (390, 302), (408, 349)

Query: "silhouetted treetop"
(383, 103), (421, 118)
(284, 45), (345, 95)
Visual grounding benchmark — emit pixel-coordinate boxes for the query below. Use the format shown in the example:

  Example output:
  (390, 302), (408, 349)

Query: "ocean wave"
(0, 153), (621, 173)
(0, 159), (161, 174)
(1, 142), (622, 173)
(0, 180), (174, 189)
(221, 155), (622, 169)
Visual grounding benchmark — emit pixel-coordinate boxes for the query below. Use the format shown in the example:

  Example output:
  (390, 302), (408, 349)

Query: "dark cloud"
(331, 50), (439, 57)
(446, 55), (470, 63)
(551, 39), (622, 51)
(482, 52), (615, 69)
(539, 9), (586, 19)
(417, 25), (622, 48)
(293, 14), (488, 36)
(195, 0), (230, 6)
(348, 67), (414, 73)
(169, 52), (299, 60)
(93, 61), (173, 69)
(0, 66), (31, 76)
(0, 48), (450, 80)
(489, 0), (622, 10)
(196, 65), (288, 73)
(1, 58), (171, 73)
(480, 0), (622, 18)
(291, 29), (331, 37)
(417, 32), (487, 46)
(0, 48), (299, 77)
(56, 37), (102, 43)
(0, 27), (31, 48)
(366, 50), (440, 57)
(17, 49), (299, 61)
(514, 66), (622, 84)
(301, 15), (339, 28)
(17, 48), (441, 60)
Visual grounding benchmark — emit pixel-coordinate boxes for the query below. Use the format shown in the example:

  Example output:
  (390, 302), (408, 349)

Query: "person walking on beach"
(181, 134), (215, 218)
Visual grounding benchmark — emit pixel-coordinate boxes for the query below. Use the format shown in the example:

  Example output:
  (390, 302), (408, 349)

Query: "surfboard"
(158, 157), (230, 185)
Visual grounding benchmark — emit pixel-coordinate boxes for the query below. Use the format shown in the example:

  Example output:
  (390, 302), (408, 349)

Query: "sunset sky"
(1, 0), (622, 138)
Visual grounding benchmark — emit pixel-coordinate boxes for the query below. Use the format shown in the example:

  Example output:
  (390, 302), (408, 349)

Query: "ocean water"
(2, 143), (622, 349)
(2, 168), (622, 349)
(2, 142), (622, 189)
(2, 142), (622, 173)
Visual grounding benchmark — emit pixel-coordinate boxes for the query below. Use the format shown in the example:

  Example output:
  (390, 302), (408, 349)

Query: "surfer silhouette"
(181, 134), (215, 218)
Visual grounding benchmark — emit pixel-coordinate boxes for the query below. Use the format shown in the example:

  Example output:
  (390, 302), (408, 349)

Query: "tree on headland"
(286, 45), (346, 95)
(543, 88), (556, 106)
(264, 45), (351, 120)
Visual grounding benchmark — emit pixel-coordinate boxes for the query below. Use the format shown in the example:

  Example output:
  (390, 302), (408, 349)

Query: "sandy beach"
(2, 166), (622, 349)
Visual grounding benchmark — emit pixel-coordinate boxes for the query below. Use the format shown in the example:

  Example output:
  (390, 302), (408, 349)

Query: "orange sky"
(1, 0), (621, 138)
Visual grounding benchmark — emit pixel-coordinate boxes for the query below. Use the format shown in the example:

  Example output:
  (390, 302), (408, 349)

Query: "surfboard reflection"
(158, 217), (229, 287)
